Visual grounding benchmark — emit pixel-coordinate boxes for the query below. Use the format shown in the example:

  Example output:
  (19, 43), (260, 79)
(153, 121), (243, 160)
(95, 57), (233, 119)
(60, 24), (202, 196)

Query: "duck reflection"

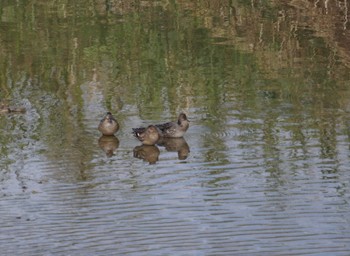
(133, 145), (160, 164)
(157, 137), (190, 160)
(98, 135), (120, 157)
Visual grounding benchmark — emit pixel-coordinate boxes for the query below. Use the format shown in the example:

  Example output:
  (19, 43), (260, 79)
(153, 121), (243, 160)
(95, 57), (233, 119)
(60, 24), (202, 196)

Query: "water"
(1, 1), (350, 255)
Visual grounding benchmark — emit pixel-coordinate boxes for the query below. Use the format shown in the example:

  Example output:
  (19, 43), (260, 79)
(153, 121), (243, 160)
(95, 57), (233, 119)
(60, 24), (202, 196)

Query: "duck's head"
(177, 112), (189, 127)
(105, 112), (115, 123)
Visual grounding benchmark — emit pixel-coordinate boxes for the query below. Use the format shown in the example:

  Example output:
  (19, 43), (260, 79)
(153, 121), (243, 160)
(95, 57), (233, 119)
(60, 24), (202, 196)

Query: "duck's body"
(0, 103), (26, 114)
(133, 125), (160, 145)
(0, 104), (10, 114)
(98, 112), (119, 136)
(132, 113), (189, 138)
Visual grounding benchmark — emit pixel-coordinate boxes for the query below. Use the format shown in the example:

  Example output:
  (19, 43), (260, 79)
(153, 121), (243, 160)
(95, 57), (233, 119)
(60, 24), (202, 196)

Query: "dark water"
(1, 1), (350, 255)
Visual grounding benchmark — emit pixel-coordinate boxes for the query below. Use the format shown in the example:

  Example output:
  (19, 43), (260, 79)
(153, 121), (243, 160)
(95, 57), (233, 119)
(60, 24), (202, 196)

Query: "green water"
(1, 1), (350, 255)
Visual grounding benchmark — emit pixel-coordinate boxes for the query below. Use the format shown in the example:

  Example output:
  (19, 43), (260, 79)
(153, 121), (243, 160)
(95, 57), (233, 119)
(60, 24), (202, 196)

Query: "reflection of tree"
(0, 0), (349, 178)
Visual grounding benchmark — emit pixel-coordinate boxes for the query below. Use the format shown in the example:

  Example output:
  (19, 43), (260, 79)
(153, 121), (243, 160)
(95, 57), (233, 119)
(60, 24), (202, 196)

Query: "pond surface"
(1, 1), (350, 255)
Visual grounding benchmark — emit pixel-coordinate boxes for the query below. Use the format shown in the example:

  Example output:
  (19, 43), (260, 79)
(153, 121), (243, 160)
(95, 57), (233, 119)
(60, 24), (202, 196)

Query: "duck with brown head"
(98, 112), (119, 136)
(132, 113), (190, 138)
(133, 125), (160, 146)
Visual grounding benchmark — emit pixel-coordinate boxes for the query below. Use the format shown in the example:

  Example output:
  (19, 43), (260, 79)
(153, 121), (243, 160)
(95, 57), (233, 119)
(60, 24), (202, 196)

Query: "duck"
(133, 125), (160, 145)
(0, 103), (10, 114)
(0, 102), (26, 114)
(98, 112), (119, 136)
(132, 113), (189, 138)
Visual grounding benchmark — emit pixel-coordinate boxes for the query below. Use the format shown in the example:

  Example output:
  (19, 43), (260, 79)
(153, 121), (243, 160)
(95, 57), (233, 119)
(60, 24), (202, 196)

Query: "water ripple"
(2, 112), (350, 255)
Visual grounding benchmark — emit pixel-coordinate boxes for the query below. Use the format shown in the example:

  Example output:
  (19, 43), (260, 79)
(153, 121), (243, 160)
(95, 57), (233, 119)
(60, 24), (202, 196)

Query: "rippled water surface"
(1, 1), (350, 255)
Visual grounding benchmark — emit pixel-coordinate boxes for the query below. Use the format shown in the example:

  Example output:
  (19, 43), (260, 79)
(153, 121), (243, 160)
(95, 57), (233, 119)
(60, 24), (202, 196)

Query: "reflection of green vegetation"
(83, 45), (109, 63)
(0, 0), (349, 172)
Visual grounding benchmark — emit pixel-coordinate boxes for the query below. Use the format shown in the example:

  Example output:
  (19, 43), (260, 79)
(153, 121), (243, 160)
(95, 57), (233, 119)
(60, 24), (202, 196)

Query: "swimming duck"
(98, 112), (119, 136)
(0, 102), (26, 114)
(133, 125), (160, 145)
(0, 103), (10, 114)
(132, 113), (189, 138)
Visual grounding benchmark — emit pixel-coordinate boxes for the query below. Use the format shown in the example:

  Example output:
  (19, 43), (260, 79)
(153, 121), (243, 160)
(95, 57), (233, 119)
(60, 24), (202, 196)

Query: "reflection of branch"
(259, 23), (263, 44)
(314, 0), (320, 8)
(325, 0), (329, 14)
(343, 0), (348, 30)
